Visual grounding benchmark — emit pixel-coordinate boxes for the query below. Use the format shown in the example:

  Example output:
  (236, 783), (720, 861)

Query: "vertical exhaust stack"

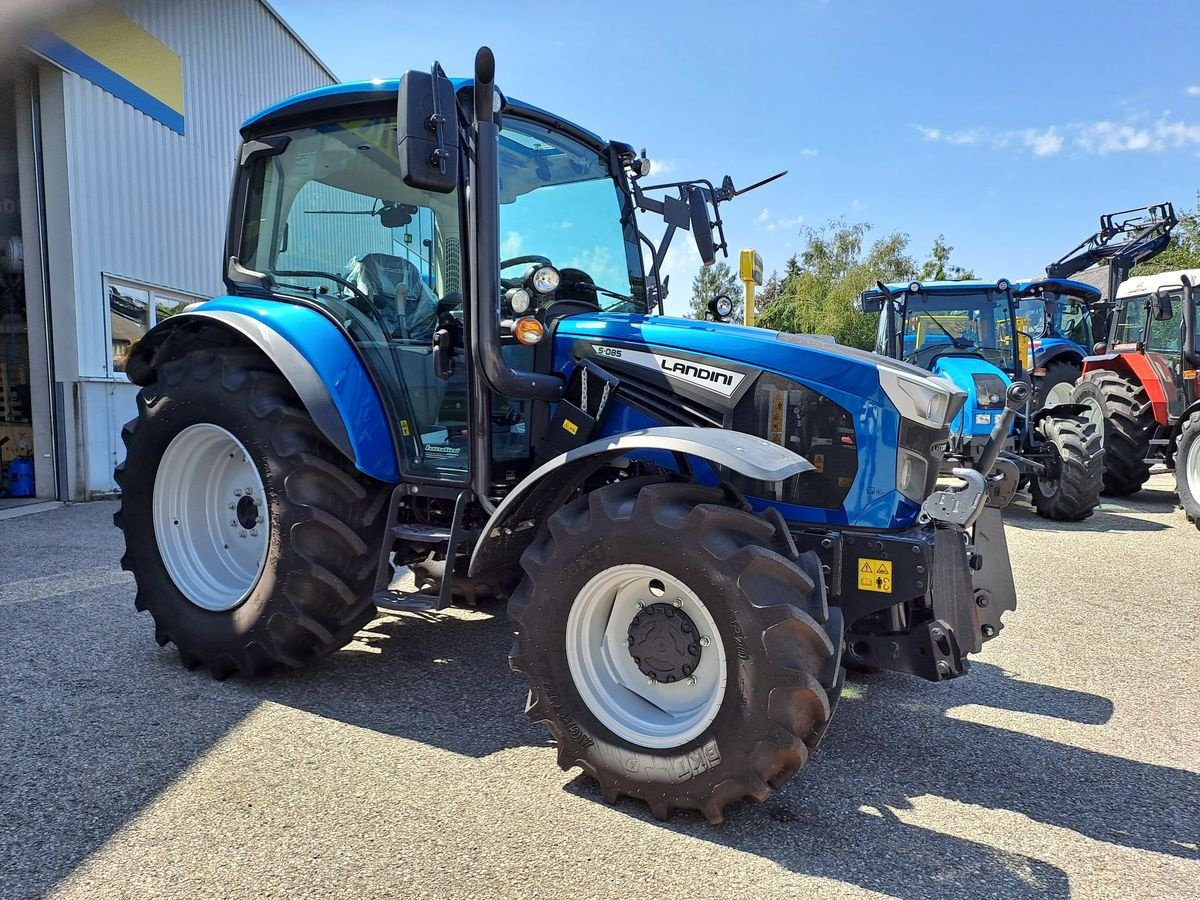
(467, 46), (563, 403)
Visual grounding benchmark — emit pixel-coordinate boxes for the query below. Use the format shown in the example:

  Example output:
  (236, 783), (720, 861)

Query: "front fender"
(467, 426), (813, 578)
(125, 297), (400, 483)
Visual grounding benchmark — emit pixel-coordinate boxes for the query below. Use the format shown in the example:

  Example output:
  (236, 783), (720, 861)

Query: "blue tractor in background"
(858, 279), (1103, 521)
(1014, 278), (1103, 409)
(114, 49), (1021, 824)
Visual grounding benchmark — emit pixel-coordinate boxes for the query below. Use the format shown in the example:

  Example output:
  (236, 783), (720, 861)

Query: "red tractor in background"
(1073, 270), (1200, 528)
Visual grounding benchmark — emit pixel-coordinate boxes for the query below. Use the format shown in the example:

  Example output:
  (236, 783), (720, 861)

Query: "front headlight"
(878, 367), (963, 428)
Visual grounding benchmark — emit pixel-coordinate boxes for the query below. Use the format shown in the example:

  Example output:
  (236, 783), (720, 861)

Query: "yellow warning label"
(813, 453), (825, 474)
(399, 419), (412, 437)
(858, 558), (893, 593)
(562, 419), (579, 435)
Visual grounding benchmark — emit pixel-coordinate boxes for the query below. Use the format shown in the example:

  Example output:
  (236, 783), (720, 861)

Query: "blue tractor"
(858, 279), (1103, 521)
(115, 49), (1020, 823)
(1014, 278), (1103, 409)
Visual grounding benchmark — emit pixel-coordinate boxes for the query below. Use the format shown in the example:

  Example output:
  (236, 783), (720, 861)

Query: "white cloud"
(799, 148), (819, 157)
(1021, 127), (1064, 157)
(1187, 86), (1200, 96)
(756, 208), (770, 224)
(500, 231), (523, 257)
(766, 214), (804, 233)
(646, 158), (675, 177)
(914, 114), (1200, 157)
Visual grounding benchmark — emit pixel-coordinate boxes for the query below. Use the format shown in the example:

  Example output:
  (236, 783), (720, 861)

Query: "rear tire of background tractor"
(1072, 372), (1155, 496)
(1034, 360), (1082, 410)
(509, 477), (843, 824)
(114, 341), (389, 678)
(1175, 411), (1200, 531)
(1028, 414), (1104, 520)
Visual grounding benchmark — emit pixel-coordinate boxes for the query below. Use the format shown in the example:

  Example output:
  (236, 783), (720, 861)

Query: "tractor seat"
(347, 253), (439, 344)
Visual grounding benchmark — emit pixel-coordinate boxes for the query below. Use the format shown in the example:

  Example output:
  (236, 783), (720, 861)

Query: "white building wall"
(54, 0), (334, 495)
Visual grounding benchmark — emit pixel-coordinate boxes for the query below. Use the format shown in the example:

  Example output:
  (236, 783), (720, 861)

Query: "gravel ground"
(1, 476), (1197, 899)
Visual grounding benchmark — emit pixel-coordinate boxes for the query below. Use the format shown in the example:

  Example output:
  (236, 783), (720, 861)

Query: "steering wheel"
(270, 269), (393, 336)
(500, 255), (553, 289)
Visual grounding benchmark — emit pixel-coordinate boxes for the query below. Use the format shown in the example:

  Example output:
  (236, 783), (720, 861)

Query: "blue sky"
(272, 0), (1200, 316)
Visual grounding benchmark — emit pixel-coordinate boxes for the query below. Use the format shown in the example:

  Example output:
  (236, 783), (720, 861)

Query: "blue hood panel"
(552, 314), (933, 530)
(932, 356), (1013, 438)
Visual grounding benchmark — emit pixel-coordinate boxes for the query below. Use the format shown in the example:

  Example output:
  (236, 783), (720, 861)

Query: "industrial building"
(0, 0), (334, 504)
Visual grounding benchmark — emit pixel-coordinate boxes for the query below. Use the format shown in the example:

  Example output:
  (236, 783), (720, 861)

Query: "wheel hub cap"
(627, 603), (702, 683)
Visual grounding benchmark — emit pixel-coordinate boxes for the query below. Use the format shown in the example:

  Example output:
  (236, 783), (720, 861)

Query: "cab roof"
(241, 77), (607, 149)
(1014, 277), (1102, 300)
(1115, 268), (1200, 299)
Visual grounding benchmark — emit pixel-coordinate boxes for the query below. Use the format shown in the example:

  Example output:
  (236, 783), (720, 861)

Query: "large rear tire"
(1028, 414), (1104, 520)
(114, 344), (389, 678)
(1073, 371), (1155, 496)
(1175, 411), (1200, 530)
(508, 477), (843, 824)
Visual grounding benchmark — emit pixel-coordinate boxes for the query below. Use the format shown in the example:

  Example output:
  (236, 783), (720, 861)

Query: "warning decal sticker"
(858, 558), (893, 593)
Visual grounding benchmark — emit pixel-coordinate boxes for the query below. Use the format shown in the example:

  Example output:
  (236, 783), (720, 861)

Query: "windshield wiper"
(922, 313), (972, 348)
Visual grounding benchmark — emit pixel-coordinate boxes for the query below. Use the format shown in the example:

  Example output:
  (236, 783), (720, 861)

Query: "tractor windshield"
(901, 292), (1019, 372)
(1016, 294), (1094, 346)
(498, 117), (646, 312)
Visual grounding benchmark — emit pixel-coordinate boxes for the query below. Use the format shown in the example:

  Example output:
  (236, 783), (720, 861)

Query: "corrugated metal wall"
(54, 0), (335, 493)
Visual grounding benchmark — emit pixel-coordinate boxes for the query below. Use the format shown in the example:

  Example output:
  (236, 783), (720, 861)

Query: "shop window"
(105, 276), (200, 374)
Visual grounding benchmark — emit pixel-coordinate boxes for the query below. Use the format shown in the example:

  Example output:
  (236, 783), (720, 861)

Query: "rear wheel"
(114, 343), (389, 678)
(1028, 414), (1103, 520)
(1034, 360), (1082, 410)
(509, 477), (843, 824)
(1175, 411), (1200, 530)
(1072, 371), (1155, 496)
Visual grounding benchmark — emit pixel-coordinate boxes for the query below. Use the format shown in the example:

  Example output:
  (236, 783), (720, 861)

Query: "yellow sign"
(562, 419), (579, 435)
(739, 249), (764, 285)
(858, 558), (892, 593)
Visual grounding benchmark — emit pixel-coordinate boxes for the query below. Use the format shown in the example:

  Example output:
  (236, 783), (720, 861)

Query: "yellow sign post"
(739, 249), (763, 326)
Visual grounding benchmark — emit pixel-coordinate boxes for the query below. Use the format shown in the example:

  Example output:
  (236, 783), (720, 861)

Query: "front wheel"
(508, 478), (843, 824)
(1175, 411), (1200, 530)
(1034, 360), (1082, 410)
(1029, 414), (1104, 520)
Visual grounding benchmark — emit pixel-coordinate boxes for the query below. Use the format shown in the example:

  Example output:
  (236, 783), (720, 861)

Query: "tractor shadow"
(560, 663), (1197, 898)
(1004, 489), (1175, 533)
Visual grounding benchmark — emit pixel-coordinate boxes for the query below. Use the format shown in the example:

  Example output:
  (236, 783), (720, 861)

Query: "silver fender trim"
(467, 426), (812, 578)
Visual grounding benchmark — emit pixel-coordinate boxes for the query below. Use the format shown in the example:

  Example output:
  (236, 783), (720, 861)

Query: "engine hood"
(931, 355), (1014, 439)
(553, 313), (961, 419)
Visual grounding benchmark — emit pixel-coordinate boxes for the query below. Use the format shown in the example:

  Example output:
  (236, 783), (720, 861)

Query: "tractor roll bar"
(467, 47), (564, 403)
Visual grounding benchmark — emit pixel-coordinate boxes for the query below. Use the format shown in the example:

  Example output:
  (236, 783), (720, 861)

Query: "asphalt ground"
(1, 474), (1197, 899)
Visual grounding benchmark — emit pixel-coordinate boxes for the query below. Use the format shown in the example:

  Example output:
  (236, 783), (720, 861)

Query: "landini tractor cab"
(1073, 270), (1200, 526)
(115, 49), (1021, 823)
(858, 280), (1103, 521)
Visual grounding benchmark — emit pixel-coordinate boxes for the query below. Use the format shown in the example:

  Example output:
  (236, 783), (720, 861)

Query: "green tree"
(919, 235), (977, 281)
(688, 261), (743, 320)
(1132, 192), (1200, 275)
(756, 221), (975, 349)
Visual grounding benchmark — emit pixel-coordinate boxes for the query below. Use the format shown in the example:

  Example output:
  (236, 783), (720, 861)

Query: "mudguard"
(1030, 401), (1089, 427)
(468, 426), (813, 578)
(124, 297), (400, 483)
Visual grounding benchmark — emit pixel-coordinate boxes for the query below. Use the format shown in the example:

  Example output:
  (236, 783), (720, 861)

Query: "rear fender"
(125, 298), (401, 483)
(468, 427), (813, 578)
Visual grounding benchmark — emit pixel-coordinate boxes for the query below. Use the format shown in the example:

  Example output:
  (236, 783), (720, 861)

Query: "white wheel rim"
(565, 564), (727, 750)
(1081, 396), (1105, 430)
(1187, 439), (1200, 499)
(152, 423), (269, 612)
(1046, 382), (1075, 406)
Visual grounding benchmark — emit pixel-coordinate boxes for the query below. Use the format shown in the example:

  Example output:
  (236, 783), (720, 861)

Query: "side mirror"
(1152, 288), (1175, 321)
(1092, 342), (1107, 355)
(688, 186), (716, 266)
(397, 67), (460, 193)
(855, 292), (884, 314)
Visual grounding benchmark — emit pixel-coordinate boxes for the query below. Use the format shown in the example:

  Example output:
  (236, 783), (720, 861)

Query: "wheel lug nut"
(229, 520), (237, 527)
(250, 529), (258, 537)
(672, 598), (683, 608)
(626, 635), (634, 646)
(646, 676), (657, 686)
(234, 489), (241, 497)
(635, 601), (645, 610)
(239, 531), (247, 538)
(227, 503), (235, 510)
(699, 635), (711, 647)
(686, 676), (697, 686)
